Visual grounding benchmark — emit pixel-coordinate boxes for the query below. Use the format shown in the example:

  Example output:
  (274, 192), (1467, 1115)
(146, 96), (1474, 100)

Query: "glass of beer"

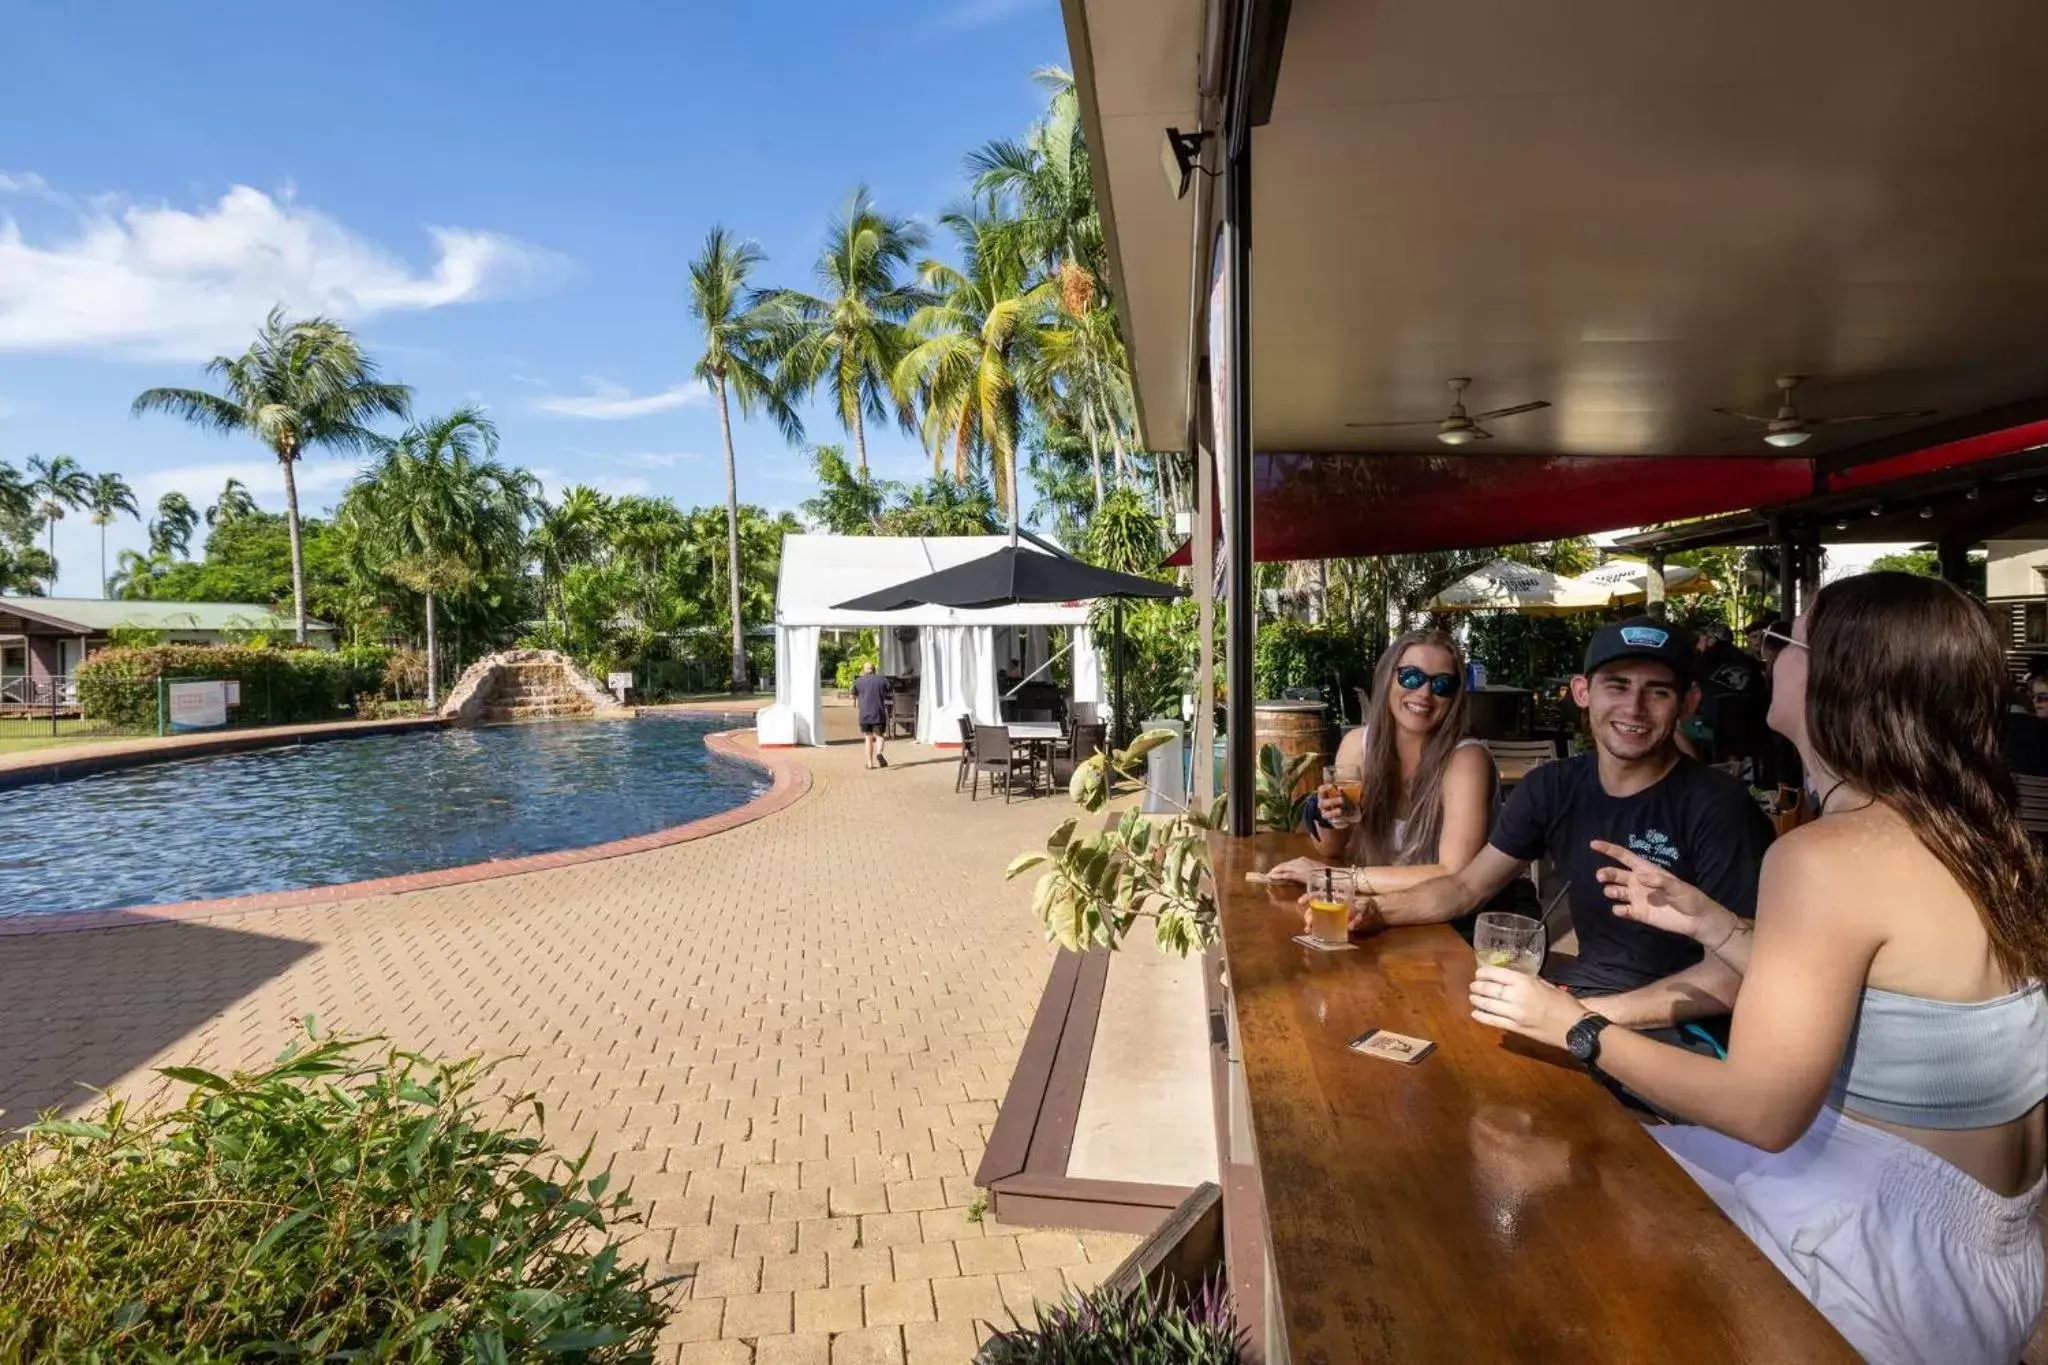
(1473, 911), (1545, 976)
(1320, 765), (1364, 828)
(1308, 868), (1355, 945)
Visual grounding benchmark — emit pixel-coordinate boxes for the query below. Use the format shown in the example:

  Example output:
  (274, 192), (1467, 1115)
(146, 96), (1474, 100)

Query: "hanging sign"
(167, 680), (229, 732)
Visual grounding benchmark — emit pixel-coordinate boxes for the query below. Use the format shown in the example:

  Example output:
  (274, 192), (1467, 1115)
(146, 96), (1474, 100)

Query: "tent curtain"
(880, 626), (917, 676)
(1072, 627), (1107, 710)
(915, 627), (958, 745)
(759, 625), (823, 745)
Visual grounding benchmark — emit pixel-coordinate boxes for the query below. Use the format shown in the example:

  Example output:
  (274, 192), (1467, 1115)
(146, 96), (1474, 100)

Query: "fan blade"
(1471, 400), (1551, 421)
(1343, 417), (1441, 428)
(1469, 427), (1495, 441)
(1711, 407), (1772, 423)
(1815, 409), (1938, 425)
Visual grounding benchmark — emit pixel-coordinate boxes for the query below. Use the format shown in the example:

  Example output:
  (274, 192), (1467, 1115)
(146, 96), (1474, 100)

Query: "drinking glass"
(1473, 911), (1545, 976)
(1320, 765), (1362, 828)
(1307, 867), (1357, 945)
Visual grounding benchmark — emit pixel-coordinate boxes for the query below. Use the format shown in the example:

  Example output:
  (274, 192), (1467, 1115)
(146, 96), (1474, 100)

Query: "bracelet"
(1708, 914), (1743, 954)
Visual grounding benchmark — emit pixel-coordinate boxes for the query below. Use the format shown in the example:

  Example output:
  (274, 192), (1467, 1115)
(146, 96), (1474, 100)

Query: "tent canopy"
(777, 535), (1093, 628)
(1428, 558), (1617, 617)
(833, 544), (1184, 612)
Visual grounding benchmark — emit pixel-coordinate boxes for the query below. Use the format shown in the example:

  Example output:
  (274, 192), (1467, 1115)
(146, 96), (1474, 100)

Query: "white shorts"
(1657, 1106), (2046, 1365)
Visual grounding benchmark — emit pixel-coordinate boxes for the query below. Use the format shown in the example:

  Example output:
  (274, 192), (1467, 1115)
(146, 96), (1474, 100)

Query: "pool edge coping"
(0, 728), (808, 937)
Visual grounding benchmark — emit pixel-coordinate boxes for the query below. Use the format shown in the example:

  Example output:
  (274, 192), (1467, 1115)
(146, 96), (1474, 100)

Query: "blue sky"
(0, 0), (1070, 595)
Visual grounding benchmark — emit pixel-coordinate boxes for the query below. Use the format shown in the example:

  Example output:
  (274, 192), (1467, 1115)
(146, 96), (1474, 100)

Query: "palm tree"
(207, 477), (259, 528)
(688, 227), (802, 692)
(800, 444), (894, 534)
(1032, 303), (1136, 505)
(109, 547), (173, 599)
(85, 472), (140, 597)
(896, 206), (1055, 542)
(338, 406), (535, 708)
(968, 67), (1105, 314)
(133, 306), (412, 642)
(530, 485), (610, 621)
(878, 476), (1001, 536)
(24, 454), (91, 593)
(0, 460), (30, 523)
(764, 188), (927, 475)
(150, 491), (200, 559)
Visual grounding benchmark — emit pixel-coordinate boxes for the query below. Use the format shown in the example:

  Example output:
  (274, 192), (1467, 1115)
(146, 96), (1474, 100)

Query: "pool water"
(0, 715), (769, 917)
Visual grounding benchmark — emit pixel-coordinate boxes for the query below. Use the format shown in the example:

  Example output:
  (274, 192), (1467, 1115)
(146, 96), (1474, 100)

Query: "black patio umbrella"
(833, 543), (1186, 748)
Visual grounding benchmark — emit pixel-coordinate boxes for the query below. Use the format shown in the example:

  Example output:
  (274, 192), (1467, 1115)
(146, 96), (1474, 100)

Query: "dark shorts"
(860, 720), (886, 735)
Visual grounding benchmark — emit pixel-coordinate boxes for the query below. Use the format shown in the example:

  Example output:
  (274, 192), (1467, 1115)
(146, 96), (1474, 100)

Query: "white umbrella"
(1577, 558), (1711, 604)
(1428, 557), (1619, 617)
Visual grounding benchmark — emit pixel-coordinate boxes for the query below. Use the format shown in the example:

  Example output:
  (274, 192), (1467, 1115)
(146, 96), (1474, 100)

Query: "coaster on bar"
(1292, 933), (1357, 953)
(1349, 1028), (1436, 1065)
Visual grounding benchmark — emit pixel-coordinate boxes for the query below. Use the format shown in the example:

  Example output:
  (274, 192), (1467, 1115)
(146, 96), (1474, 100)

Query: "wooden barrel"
(1253, 700), (1331, 802)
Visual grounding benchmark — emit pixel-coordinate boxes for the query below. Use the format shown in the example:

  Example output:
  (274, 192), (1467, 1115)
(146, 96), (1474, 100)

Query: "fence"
(0, 674), (160, 749)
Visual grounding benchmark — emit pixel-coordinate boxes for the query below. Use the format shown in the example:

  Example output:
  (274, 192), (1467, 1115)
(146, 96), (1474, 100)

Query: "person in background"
(1470, 573), (2048, 1365)
(2027, 656), (2048, 720)
(1744, 614), (1783, 663)
(1334, 618), (1775, 1057)
(2003, 656), (2048, 780)
(1270, 630), (1497, 895)
(852, 661), (890, 769)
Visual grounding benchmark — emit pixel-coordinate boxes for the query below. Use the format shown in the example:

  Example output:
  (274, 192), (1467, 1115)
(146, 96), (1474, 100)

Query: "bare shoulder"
(1759, 814), (1895, 931)
(1336, 727), (1367, 764)
(1446, 742), (1494, 784)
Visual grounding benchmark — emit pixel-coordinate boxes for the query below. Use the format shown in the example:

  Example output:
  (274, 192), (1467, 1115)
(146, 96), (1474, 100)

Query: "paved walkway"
(0, 714), (1133, 1363)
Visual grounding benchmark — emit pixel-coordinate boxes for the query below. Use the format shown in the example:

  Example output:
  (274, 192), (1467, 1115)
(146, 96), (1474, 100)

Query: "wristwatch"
(1565, 1012), (1612, 1068)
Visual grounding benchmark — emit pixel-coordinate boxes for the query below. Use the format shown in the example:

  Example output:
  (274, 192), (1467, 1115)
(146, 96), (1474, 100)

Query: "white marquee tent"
(757, 535), (1108, 747)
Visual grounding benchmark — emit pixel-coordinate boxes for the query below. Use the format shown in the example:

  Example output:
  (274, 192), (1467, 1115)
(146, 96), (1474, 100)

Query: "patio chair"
(970, 723), (1021, 802)
(889, 691), (919, 740)
(955, 715), (976, 792)
(2017, 774), (2048, 842)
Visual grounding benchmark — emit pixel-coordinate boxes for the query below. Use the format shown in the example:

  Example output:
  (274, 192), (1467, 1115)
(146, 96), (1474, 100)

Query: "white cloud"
(0, 177), (566, 359)
(529, 466), (652, 501)
(609, 451), (697, 469)
(133, 458), (369, 512)
(531, 378), (708, 420)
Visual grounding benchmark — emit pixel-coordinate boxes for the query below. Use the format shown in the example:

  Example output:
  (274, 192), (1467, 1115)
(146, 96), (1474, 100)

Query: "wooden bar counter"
(1209, 831), (1856, 1363)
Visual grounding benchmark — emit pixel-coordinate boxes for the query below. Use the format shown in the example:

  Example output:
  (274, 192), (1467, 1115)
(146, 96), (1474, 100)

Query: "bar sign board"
(168, 680), (229, 732)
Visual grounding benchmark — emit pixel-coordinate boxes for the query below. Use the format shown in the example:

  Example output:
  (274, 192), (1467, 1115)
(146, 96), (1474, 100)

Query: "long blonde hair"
(1352, 630), (1472, 865)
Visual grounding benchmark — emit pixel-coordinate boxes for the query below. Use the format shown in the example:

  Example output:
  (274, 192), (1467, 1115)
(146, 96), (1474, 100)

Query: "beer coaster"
(1349, 1028), (1436, 1064)
(1292, 933), (1356, 953)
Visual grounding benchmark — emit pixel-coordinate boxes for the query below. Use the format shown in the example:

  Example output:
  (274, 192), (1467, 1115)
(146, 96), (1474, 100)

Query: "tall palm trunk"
(278, 449), (309, 643)
(713, 373), (748, 692)
(45, 515), (56, 593)
(851, 403), (869, 475)
(425, 591), (439, 710)
(1086, 417), (1104, 507)
(98, 522), (108, 598)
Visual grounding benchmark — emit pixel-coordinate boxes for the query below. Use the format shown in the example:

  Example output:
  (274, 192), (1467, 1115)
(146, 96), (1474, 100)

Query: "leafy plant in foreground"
(976, 1276), (1247, 1364)
(0, 1027), (672, 1362)
(1008, 730), (1224, 956)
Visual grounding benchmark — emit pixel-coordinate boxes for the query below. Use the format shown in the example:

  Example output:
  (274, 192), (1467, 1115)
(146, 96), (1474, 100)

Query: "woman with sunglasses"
(1280, 630), (1496, 892)
(1469, 573), (2048, 1364)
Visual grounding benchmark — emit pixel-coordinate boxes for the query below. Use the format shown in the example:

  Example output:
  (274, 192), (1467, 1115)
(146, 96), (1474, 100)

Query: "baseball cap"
(1583, 617), (1695, 687)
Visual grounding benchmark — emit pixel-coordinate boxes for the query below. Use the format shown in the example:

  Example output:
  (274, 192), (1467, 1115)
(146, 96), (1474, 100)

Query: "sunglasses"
(1396, 664), (1461, 698)
(1763, 627), (1807, 652)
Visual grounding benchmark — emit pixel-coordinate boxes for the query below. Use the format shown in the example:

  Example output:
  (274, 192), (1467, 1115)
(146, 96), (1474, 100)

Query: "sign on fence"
(224, 680), (241, 706)
(608, 671), (633, 699)
(167, 680), (229, 732)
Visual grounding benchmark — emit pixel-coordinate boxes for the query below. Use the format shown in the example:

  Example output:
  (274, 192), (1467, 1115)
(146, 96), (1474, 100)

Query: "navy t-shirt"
(852, 674), (889, 726)
(1489, 753), (1775, 995)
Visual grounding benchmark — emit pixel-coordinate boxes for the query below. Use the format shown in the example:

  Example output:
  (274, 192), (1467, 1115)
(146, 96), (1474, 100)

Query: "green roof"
(0, 597), (334, 634)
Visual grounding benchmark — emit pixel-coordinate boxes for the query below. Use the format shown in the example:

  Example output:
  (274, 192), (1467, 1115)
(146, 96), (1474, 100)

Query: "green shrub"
(0, 1029), (673, 1362)
(976, 1277), (1246, 1364)
(834, 629), (879, 690)
(1252, 618), (1379, 713)
(75, 644), (368, 727)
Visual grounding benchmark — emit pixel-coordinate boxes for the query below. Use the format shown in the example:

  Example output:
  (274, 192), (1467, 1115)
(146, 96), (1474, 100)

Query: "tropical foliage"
(0, 1029), (671, 1360)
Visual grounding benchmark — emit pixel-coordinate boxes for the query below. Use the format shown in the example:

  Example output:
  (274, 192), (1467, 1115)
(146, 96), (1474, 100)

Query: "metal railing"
(0, 673), (156, 747)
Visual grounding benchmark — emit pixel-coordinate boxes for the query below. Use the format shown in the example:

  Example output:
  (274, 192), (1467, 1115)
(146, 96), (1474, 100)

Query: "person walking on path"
(852, 661), (890, 768)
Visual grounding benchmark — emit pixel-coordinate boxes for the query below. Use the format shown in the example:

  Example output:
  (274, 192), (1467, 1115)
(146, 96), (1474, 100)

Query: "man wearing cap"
(1341, 617), (1776, 1054)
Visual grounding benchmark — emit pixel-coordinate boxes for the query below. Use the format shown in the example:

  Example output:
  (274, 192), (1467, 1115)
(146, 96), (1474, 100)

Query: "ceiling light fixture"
(1763, 429), (1812, 449)
(1870, 503), (1885, 517)
(1919, 506), (1935, 520)
(1966, 486), (1983, 501)
(1834, 518), (1849, 531)
(2035, 489), (2048, 505)
(1436, 427), (1479, 447)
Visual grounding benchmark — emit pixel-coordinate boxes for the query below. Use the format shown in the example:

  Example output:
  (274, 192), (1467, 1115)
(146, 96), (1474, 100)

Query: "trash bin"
(1142, 718), (1186, 814)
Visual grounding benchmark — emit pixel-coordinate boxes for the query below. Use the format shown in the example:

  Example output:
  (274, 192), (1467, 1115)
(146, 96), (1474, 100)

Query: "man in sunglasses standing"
(1345, 618), (1776, 1061)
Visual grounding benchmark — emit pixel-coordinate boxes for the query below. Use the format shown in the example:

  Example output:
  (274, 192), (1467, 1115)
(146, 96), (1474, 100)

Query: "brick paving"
(0, 708), (1134, 1363)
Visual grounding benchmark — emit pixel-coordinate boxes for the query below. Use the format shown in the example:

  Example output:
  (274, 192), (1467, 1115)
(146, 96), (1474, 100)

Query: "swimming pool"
(0, 714), (769, 917)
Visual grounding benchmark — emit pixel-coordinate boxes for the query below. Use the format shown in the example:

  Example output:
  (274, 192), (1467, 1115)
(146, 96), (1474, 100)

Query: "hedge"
(76, 644), (386, 728)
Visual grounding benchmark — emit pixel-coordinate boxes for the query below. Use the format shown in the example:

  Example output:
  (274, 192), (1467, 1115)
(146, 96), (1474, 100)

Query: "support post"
(1193, 435), (1217, 806)
(1645, 551), (1667, 620)
(1222, 109), (1255, 836)
(1112, 596), (1127, 753)
(1938, 537), (1970, 588)
(1776, 527), (1797, 624)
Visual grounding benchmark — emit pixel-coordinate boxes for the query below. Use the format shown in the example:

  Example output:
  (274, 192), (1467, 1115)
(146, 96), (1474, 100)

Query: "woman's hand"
(1265, 857), (1327, 885)
(1468, 966), (1588, 1051)
(1590, 840), (1733, 944)
(1316, 784), (1357, 829)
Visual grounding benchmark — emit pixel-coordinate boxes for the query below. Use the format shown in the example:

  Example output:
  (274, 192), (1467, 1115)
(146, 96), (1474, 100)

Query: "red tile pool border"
(0, 730), (809, 937)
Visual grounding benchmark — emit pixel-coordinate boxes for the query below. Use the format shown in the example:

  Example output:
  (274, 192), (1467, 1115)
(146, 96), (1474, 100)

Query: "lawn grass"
(0, 724), (148, 755)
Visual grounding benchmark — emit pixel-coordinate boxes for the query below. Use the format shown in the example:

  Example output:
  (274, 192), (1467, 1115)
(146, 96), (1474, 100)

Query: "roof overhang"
(1073, 0), (2048, 549)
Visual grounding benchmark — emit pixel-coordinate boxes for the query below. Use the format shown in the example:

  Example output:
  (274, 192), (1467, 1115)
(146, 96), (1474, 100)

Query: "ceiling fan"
(1714, 375), (1936, 449)
(1346, 378), (1550, 446)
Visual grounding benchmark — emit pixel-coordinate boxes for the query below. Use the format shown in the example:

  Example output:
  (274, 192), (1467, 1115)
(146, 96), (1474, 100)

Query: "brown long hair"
(1352, 630), (1472, 866)
(1806, 571), (2048, 984)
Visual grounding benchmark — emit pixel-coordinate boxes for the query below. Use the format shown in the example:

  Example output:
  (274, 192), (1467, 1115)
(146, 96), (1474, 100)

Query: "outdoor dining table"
(1006, 721), (1064, 797)
(1208, 829), (1856, 1363)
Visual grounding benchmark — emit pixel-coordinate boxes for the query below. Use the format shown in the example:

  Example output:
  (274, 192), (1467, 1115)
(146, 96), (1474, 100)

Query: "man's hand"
(1590, 840), (1735, 945)
(1469, 966), (1590, 1051)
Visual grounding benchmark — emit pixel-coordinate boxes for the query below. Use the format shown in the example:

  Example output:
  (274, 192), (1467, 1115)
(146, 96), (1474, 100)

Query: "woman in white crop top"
(1272, 629), (1495, 890)
(1471, 572), (2048, 1364)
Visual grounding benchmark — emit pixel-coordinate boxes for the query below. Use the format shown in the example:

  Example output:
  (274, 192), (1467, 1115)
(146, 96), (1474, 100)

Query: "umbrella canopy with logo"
(834, 544), (1186, 748)
(1575, 558), (1711, 605)
(1427, 557), (1618, 617)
